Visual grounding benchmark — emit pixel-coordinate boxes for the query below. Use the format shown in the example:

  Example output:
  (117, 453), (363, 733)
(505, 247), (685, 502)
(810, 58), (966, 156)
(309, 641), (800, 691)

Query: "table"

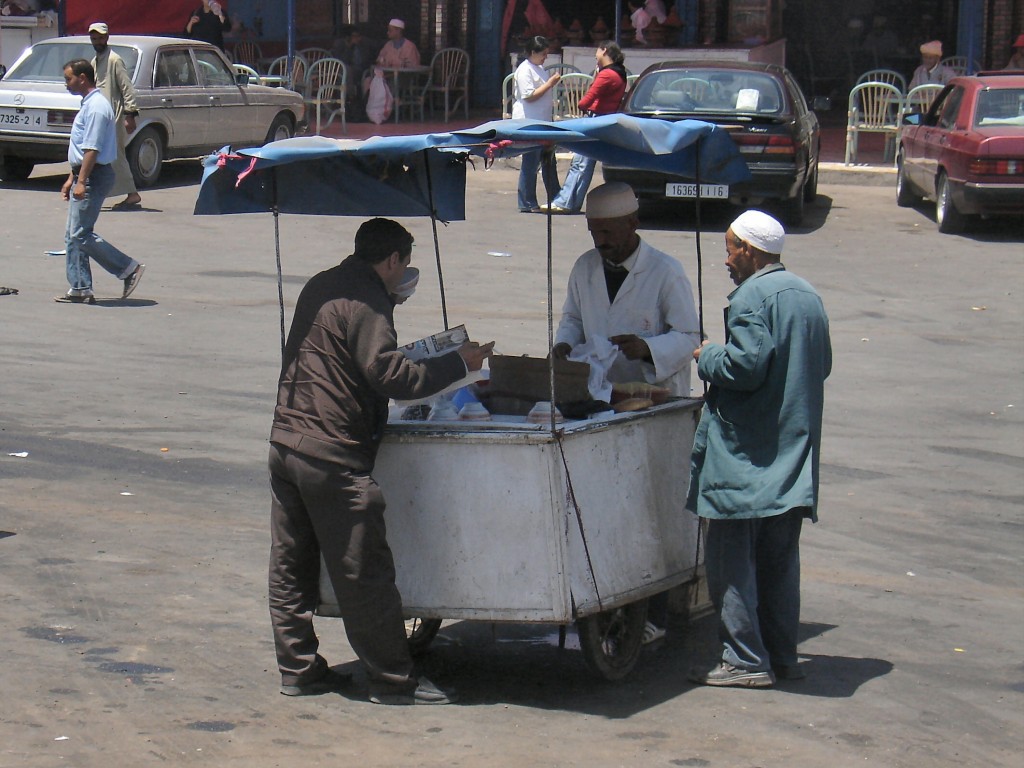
(378, 65), (430, 123)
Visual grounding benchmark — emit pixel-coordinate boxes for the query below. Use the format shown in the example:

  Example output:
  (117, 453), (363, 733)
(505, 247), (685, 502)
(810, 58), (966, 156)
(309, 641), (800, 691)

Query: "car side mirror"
(812, 96), (831, 111)
(235, 72), (250, 86)
(902, 112), (922, 126)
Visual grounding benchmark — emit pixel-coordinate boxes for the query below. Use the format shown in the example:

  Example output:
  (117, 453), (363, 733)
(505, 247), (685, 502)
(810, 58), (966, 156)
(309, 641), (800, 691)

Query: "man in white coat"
(551, 182), (700, 398)
(551, 181), (700, 645)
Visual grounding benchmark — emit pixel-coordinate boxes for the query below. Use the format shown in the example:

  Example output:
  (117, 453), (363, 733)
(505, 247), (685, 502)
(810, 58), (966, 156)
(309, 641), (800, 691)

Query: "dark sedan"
(603, 60), (821, 226)
(897, 72), (1024, 234)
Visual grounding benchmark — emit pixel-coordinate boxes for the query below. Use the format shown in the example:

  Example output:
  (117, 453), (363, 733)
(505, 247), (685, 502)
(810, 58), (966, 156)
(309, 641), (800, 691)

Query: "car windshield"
(631, 69), (786, 115)
(974, 87), (1024, 127)
(5, 43), (139, 83)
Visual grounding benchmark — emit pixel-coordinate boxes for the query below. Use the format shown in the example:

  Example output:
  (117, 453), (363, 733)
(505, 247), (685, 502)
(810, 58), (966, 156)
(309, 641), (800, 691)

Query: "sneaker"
(772, 663), (806, 680)
(688, 662), (775, 688)
(369, 676), (457, 705)
(538, 203), (571, 214)
(280, 668), (353, 697)
(54, 291), (96, 305)
(641, 620), (666, 645)
(122, 264), (145, 299)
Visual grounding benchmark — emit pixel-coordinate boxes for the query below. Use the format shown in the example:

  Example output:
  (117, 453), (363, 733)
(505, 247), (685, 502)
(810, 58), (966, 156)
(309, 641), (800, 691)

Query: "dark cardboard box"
(485, 355), (591, 415)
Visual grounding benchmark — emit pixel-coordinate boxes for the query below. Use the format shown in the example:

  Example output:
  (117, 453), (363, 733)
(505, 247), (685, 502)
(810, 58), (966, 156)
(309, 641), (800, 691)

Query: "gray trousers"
(704, 508), (806, 671)
(268, 443), (415, 690)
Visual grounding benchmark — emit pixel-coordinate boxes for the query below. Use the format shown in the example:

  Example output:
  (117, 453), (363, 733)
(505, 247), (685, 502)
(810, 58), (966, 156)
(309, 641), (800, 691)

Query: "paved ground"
(0, 159), (1021, 768)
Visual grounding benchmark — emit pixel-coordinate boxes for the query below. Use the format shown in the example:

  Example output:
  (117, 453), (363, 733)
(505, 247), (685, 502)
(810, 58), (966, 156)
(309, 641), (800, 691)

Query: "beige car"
(0, 35), (306, 185)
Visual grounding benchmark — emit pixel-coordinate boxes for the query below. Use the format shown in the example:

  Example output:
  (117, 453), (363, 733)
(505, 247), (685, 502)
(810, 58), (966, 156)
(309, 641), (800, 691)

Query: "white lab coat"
(555, 240), (700, 396)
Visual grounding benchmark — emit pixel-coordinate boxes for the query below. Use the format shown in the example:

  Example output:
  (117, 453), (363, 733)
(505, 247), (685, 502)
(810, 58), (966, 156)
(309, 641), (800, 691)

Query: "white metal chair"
(855, 68), (907, 96)
(902, 83), (945, 116)
(304, 57), (348, 135)
(231, 41), (263, 71)
(233, 63), (261, 85)
(553, 72), (593, 120)
(266, 54), (308, 93)
(845, 81), (903, 164)
(418, 47), (470, 122)
(501, 72), (515, 118)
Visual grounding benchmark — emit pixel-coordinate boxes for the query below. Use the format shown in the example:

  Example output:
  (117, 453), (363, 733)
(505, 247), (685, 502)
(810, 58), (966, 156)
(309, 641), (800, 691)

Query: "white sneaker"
(641, 620), (666, 645)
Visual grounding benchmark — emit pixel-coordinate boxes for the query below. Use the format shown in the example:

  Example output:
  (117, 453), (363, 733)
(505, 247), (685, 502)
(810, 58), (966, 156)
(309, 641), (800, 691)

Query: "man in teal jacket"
(687, 210), (831, 688)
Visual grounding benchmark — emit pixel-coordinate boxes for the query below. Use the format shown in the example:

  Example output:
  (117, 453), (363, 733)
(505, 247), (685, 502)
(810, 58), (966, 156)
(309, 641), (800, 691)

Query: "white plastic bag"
(366, 68), (393, 124)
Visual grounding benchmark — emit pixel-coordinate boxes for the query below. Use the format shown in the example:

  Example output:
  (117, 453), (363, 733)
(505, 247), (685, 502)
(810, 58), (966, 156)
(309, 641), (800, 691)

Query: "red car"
(897, 71), (1024, 233)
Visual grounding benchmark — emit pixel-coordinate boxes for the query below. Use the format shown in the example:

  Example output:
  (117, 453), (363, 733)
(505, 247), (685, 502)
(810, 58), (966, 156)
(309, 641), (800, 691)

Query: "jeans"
(65, 163), (137, 293)
(551, 153), (597, 212)
(517, 146), (560, 210)
(704, 509), (806, 671)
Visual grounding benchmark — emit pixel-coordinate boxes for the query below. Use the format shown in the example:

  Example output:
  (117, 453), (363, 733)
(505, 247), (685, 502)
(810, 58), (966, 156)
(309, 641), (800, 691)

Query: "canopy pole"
(694, 139), (707, 396)
(423, 153), (449, 331)
(546, 208), (557, 433)
(272, 169), (286, 358)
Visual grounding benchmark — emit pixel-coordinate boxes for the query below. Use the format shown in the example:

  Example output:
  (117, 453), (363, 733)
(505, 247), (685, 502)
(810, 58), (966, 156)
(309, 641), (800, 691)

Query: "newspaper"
(394, 324), (484, 406)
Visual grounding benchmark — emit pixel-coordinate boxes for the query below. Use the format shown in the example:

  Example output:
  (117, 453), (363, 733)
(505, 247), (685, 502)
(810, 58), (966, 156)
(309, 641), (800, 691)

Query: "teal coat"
(687, 264), (831, 521)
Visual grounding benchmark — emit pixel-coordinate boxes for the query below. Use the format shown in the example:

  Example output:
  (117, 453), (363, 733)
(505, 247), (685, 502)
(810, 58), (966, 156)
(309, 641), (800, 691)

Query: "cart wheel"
(405, 617), (442, 655)
(576, 598), (648, 681)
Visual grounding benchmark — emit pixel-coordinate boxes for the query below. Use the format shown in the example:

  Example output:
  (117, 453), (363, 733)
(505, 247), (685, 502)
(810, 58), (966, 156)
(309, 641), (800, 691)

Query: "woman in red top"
(544, 42), (628, 213)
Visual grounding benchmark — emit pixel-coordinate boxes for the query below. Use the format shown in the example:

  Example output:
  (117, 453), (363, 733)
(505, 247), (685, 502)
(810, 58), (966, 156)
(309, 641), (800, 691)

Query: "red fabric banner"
(63, 1), (204, 36)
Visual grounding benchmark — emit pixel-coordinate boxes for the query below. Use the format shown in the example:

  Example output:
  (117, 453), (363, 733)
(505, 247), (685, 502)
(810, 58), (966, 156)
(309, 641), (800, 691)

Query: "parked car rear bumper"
(603, 163), (802, 203)
(954, 180), (1024, 215)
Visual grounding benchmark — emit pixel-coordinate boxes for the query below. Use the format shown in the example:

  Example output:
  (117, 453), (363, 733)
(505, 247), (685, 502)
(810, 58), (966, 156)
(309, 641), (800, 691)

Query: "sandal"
(641, 620), (666, 645)
(111, 200), (142, 211)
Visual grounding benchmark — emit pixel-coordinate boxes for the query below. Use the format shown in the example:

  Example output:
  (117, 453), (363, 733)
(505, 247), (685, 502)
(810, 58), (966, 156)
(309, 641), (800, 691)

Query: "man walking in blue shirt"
(56, 59), (144, 304)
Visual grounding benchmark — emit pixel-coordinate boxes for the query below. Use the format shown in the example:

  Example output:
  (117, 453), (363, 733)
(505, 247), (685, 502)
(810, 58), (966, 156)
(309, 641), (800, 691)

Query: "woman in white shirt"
(512, 36), (561, 212)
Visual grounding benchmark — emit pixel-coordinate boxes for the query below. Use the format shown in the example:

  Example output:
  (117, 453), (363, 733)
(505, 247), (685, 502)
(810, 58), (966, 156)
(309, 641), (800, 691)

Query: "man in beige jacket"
(90, 22), (142, 210)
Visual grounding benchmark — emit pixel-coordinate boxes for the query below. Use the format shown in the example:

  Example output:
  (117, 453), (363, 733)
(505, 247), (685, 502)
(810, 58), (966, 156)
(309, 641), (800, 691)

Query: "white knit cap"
(585, 182), (639, 219)
(730, 210), (785, 254)
(920, 40), (942, 56)
(388, 18), (406, 30)
(88, 22), (109, 35)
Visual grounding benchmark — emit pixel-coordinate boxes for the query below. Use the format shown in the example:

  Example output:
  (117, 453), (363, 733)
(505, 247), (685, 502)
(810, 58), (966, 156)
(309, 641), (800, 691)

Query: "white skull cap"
(730, 210), (785, 254)
(88, 22), (109, 35)
(393, 266), (419, 300)
(585, 182), (639, 219)
(389, 18), (406, 30)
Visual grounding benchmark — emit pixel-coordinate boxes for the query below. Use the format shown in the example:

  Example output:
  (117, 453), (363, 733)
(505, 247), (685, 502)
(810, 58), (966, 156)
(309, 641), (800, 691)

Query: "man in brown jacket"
(268, 218), (493, 705)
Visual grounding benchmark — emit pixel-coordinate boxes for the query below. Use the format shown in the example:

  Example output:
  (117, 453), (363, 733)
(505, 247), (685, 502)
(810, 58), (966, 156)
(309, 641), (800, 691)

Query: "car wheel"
(936, 172), (966, 234)
(896, 150), (920, 208)
(265, 114), (294, 144)
(127, 126), (164, 188)
(779, 188), (805, 227)
(803, 158), (819, 203)
(0, 155), (35, 181)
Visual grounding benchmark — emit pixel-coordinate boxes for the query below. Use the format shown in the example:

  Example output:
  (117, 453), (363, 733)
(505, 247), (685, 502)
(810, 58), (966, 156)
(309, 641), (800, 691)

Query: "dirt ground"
(0, 160), (1021, 767)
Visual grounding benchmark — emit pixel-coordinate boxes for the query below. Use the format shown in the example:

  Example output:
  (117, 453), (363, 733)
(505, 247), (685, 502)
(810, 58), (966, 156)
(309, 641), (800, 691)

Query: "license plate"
(0, 107), (45, 128)
(665, 183), (729, 199)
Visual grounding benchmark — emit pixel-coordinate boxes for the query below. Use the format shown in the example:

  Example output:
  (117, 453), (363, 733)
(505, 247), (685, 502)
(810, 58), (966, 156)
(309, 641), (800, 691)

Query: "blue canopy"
(194, 114), (750, 221)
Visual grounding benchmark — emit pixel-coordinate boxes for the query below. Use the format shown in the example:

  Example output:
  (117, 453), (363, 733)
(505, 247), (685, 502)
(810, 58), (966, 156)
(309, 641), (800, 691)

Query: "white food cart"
(319, 398), (705, 680)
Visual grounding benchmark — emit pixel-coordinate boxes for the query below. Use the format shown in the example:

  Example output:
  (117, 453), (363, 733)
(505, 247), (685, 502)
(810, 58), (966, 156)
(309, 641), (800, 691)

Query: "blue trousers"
(704, 509), (806, 671)
(517, 146), (560, 210)
(551, 153), (597, 212)
(65, 163), (136, 293)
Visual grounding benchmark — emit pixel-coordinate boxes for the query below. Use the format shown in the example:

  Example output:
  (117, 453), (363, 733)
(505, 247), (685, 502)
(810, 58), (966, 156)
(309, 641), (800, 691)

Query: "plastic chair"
(902, 83), (944, 116)
(233, 63), (261, 86)
(544, 63), (581, 77)
(266, 54), (308, 93)
(501, 72), (515, 118)
(855, 68), (906, 95)
(845, 81), (903, 165)
(299, 47), (331, 67)
(625, 74), (639, 92)
(940, 56), (977, 76)
(304, 57), (347, 135)
(418, 47), (469, 122)
(553, 72), (593, 120)
(231, 41), (263, 71)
